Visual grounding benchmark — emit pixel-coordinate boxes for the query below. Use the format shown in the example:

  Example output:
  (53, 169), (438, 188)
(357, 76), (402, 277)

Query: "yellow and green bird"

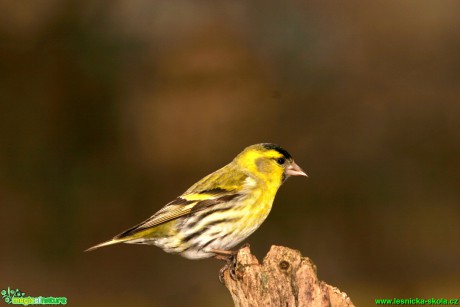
(86, 143), (307, 261)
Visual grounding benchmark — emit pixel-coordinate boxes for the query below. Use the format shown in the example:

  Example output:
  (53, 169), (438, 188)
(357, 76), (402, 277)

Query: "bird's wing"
(87, 193), (238, 251)
(113, 171), (250, 240)
(84, 166), (256, 251)
(114, 193), (236, 238)
(114, 164), (250, 239)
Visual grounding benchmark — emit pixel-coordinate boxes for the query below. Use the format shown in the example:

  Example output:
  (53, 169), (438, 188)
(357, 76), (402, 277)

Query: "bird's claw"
(215, 243), (251, 284)
(218, 253), (238, 284)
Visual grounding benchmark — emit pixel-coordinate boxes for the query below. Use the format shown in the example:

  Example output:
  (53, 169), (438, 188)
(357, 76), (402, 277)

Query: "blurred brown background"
(1, 1), (459, 306)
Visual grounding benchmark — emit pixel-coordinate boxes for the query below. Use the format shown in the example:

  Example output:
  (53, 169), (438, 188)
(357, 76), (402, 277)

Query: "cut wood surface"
(222, 245), (354, 307)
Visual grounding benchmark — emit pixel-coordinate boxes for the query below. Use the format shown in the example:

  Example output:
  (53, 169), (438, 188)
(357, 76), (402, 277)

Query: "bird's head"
(234, 143), (307, 186)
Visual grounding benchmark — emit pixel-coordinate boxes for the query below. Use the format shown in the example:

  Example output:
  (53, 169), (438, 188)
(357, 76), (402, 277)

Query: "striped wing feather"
(114, 188), (242, 239)
(114, 167), (249, 239)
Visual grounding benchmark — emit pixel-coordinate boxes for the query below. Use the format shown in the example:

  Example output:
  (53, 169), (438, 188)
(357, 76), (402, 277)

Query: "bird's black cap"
(261, 143), (293, 159)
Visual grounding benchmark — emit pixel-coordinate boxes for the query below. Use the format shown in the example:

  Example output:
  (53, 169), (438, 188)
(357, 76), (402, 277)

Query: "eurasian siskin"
(86, 143), (307, 261)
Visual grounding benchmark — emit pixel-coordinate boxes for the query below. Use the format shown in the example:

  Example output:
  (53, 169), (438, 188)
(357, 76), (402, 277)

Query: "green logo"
(1, 288), (67, 305)
(1, 288), (24, 304)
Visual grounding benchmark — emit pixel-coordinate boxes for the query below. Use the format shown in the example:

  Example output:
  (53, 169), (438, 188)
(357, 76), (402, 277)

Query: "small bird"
(86, 143), (307, 263)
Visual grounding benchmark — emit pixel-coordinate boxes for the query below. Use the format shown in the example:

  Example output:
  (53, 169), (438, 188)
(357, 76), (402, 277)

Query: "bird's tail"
(85, 218), (158, 252)
(85, 238), (130, 252)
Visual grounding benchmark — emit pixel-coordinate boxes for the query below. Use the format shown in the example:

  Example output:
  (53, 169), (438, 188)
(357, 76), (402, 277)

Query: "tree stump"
(222, 245), (354, 307)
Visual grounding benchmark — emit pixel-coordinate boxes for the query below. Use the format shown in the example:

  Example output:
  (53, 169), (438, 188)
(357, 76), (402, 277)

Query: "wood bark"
(222, 245), (354, 307)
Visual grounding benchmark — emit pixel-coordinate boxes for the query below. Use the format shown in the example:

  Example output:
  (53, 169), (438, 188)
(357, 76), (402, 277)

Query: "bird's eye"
(276, 157), (286, 165)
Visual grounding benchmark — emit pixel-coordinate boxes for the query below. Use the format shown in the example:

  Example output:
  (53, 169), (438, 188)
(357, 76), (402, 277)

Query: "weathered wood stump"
(222, 245), (354, 307)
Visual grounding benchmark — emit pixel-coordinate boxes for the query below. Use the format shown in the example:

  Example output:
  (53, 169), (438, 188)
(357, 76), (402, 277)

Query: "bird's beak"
(286, 162), (308, 177)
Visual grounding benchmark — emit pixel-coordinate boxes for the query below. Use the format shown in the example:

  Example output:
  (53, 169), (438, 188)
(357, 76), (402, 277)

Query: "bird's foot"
(213, 244), (250, 284)
(213, 250), (237, 284)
